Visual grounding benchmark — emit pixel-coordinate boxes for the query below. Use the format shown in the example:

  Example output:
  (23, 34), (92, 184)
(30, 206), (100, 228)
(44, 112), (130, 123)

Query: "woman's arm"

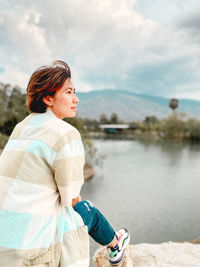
(53, 128), (85, 207)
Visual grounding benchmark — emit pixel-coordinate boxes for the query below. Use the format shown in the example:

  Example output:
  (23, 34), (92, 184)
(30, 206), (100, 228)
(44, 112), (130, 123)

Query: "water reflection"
(81, 139), (200, 262)
(137, 139), (200, 166)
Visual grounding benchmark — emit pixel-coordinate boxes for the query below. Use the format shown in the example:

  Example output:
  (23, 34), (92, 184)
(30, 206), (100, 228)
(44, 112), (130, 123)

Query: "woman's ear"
(43, 96), (53, 107)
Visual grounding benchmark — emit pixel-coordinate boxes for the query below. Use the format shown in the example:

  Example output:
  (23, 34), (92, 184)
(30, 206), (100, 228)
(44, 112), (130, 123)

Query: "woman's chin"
(66, 114), (77, 119)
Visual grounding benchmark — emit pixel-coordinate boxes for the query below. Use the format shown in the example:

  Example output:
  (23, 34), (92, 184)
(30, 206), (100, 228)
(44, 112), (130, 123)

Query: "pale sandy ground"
(93, 242), (200, 267)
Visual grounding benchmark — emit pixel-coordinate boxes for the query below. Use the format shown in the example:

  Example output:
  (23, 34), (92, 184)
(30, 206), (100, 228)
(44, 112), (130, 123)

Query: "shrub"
(0, 133), (9, 149)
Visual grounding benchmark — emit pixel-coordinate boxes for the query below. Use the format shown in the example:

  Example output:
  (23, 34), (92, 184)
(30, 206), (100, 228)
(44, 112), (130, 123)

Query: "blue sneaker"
(107, 228), (130, 265)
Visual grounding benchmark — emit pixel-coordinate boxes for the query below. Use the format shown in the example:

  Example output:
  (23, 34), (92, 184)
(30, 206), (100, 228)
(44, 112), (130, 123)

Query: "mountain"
(76, 89), (200, 121)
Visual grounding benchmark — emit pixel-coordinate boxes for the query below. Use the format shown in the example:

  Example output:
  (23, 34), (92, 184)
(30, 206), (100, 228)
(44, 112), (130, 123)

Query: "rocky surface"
(93, 242), (200, 267)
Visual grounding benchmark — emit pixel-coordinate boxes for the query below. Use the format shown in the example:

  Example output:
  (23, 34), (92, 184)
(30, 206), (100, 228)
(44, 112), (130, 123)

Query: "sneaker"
(107, 228), (130, 265)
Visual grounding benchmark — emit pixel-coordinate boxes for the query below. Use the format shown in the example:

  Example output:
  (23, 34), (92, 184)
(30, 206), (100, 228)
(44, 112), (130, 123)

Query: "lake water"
(81, 139), (200, 263)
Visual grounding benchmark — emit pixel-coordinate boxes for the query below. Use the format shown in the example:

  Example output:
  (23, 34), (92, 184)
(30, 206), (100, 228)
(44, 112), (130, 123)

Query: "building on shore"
(99, 124), (130, 134)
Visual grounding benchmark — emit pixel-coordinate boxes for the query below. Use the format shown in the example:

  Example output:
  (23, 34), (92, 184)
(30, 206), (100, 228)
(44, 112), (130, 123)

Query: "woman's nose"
(73, 94), (79, 103)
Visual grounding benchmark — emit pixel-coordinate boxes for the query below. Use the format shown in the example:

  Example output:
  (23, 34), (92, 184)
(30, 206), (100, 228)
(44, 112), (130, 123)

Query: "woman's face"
(47, 78), (79, 119)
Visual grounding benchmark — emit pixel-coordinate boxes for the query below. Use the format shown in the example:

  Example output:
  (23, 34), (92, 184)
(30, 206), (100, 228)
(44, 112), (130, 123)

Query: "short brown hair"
(27, 60), (71, 113)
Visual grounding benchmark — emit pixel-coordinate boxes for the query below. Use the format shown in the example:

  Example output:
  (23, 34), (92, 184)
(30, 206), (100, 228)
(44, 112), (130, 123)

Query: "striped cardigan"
(0, 108), (89, 267)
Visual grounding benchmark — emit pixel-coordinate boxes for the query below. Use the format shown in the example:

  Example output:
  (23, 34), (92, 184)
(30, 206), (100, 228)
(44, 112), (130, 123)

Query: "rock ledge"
(93, 242), (200, 267)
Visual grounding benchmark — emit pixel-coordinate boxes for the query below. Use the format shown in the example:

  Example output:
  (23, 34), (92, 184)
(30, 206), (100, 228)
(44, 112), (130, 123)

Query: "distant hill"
(76, 89), (200, 122)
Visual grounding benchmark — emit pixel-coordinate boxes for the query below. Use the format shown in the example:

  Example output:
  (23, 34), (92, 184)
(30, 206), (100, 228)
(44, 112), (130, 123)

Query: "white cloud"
(0, 1), (52, 87)
(172, 83), (200, 100)
(0, 65), (29, 89)
(0, 0), (199, 99)
(134, 0), (200, 24)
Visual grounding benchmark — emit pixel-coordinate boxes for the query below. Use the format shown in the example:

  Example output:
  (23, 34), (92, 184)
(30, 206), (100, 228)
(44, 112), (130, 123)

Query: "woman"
(0, 60), (129, 267)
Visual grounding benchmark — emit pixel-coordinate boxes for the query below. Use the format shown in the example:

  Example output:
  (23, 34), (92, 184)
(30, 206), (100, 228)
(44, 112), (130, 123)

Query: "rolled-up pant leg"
(73, 200), (115, 246)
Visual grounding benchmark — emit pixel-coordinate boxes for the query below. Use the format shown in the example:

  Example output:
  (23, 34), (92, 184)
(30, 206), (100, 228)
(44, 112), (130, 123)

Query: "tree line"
(140, 98), (200, 141)
(0, 82), (200, 148)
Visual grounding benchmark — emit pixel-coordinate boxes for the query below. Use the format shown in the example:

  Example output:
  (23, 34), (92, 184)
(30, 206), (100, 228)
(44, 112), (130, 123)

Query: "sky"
(0, 0), (200, 100)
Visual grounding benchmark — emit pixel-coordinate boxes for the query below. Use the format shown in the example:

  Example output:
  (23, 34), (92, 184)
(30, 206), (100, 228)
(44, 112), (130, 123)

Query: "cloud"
(172, 83), (200, 100)
(124, 58), (197, 96)
(0, 1), (52, 83)
(134, 0), (200, 24)
(0, 0), (159, 86)
(177, 9), (200, 42)
(0, 0), (200, 99)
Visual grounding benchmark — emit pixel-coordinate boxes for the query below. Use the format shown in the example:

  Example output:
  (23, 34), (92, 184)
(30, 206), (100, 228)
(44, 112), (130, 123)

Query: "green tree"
(0, 83), (10, 126)
(110, 112), (118, 124)
(6, 86), (28, 121)
(159, 114), (185, 139)
(100, 114), (108, 124)
(0, 85), (28, 135)
(0, 133), (9, 149)
(3, 117), (18, 136)
(186, 119), (200, 141)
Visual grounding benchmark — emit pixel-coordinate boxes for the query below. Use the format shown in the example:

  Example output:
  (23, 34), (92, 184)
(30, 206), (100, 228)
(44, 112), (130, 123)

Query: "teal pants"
(74, 200), (115, 245)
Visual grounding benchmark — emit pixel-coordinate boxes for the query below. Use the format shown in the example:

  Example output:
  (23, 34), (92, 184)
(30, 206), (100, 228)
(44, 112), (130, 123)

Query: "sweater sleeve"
(53, 128), (85, 207)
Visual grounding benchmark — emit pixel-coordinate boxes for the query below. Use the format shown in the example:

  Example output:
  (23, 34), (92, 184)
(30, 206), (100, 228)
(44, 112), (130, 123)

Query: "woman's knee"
(73, 200), (97, 230)
(74, 200), (94, 212)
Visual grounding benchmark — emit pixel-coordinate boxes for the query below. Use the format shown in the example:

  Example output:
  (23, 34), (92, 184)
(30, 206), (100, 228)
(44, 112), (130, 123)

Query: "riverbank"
(85, 131), (175, 141)
(89, 113), (200, 142)
(85, 132), (136, 140)
(85, 130), (200, 144)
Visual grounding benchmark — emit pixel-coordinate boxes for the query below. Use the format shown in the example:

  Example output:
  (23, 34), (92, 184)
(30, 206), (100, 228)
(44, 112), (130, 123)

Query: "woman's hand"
(72, 195), (82, 207)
